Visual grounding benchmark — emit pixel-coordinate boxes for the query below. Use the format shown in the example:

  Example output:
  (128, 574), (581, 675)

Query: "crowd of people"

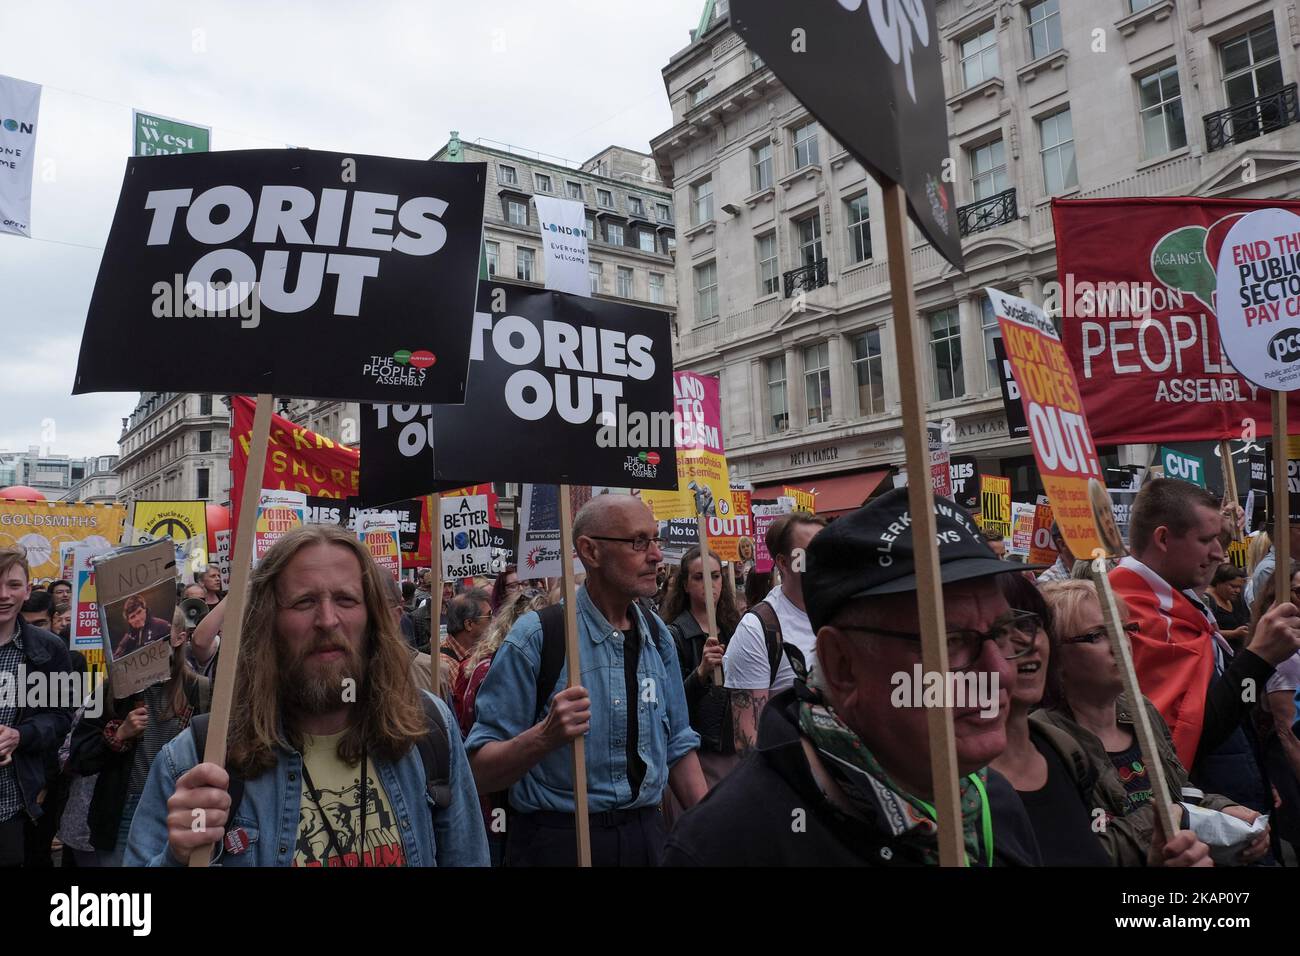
(1, 479), (1298, 867)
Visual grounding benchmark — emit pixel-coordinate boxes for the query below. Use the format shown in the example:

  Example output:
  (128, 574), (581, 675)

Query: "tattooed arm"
(731, 689), (769, 757)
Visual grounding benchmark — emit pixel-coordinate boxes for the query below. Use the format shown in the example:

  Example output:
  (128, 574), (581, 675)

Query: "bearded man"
(124, 524), (488, 867)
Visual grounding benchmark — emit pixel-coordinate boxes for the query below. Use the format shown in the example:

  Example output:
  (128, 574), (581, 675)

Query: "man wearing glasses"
(1110, 478), (1300, 818)
(664, 488), (1056, 866)
(466, 495), (705, 866)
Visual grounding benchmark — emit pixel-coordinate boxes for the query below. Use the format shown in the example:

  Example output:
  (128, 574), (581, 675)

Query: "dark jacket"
(4, 619), (75, 821)
(667, 610), (733, 754)
(68, 678), (208, 851)
(662, 689), (1041, 866)
(1035, 693), (1239, 866)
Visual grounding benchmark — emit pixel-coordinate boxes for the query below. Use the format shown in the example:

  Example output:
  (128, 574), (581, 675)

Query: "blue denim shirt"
(465, 586), (700, 813)
(122, 694), (489, 867)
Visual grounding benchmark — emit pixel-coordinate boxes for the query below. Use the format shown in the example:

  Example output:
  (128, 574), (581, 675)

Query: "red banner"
(230, 397), (433, 563)
(1052, 197), (1300, 444)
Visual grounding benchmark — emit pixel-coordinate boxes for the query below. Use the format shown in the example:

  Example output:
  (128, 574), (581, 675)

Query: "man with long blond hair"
(124, 525), (488, 867)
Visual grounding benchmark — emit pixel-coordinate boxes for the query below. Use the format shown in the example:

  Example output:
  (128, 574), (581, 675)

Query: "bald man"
(466, 495), (704, 866)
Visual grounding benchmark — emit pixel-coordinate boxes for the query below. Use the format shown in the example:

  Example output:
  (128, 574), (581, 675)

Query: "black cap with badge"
(801, 487), (1045, 632)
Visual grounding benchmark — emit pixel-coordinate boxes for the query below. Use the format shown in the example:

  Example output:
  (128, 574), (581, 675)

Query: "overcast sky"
(0, 0), (702, 458)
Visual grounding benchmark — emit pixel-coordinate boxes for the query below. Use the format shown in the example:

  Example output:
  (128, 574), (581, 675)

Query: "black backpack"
(188, 692), (453, 851)
(744, 601), (808, 687)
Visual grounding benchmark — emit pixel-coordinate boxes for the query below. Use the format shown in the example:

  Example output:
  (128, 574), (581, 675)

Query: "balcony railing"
(783, 258), (828, 297)
(1204, 83), (1300, 152)
(957, 187), (1017, 237)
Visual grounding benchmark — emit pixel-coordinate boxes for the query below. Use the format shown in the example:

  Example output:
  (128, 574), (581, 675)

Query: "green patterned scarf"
(797, 682), (989, 866)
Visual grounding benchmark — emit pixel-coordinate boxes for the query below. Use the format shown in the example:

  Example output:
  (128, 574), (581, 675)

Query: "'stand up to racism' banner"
(1052, 197), (1300, 443)
(73, 149), (486, 404)
(988, 289), (1109, 559)
(642, 372), (732, 521)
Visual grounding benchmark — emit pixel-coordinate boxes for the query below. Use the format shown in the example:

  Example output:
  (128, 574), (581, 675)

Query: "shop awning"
(752, 468), (893, 516)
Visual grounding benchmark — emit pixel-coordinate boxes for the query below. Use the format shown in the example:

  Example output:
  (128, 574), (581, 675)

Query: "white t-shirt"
(1266, 651), (1300, 695)
(723, 585), (816, 692)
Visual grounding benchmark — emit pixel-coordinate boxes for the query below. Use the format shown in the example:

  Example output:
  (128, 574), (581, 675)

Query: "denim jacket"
(465, 586), (700, 814)
(123, 694), (489, 867)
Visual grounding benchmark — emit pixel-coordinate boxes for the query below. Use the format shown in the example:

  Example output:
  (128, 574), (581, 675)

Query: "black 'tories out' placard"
(428, 281), (678, 490)
(993, 337), (1029, 440)
(74, 149), (485, 404)
(732, 0), (962, 269)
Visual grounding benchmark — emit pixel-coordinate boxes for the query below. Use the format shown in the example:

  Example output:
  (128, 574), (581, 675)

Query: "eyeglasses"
(832, 609), (1044, 671)
(504, 581), (524, 593)
(586, 534), (664, 552)
(1062, 620), (1140, 645)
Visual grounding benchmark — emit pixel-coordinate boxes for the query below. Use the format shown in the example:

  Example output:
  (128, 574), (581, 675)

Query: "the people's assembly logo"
(362, 349), (436, 387)
(623, 450), (660, 480)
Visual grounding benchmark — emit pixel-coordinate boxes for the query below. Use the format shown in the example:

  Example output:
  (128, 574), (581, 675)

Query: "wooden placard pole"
(1219, 441), (1242, 543)
(189, 393), (273, 867)
(695, 515), (722, 684)
(429, 493), (443, 700)
(1088, 557), (1180, 839)
(1274, 391), (1290, 606)
(557, 484), (592, 867)
(882, 183), (964, 866)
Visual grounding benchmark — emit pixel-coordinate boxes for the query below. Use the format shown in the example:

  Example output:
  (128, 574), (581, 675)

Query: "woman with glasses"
(1036, 580), (1265, 865)
(988, 573), (1112, 865)
(659, 545), (742, 813)
(490, 566), (522, 613)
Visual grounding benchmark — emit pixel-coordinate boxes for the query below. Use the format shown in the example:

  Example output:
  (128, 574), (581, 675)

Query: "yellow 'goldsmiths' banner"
(0, 501), (127, 583)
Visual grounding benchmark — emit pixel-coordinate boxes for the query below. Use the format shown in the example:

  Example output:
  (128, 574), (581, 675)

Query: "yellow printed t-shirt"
(293, 731), (406, 867)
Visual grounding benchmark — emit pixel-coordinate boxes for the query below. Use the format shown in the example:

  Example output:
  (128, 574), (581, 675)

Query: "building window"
(628, 196), (645, 217)
(797, 212), (823, 267)
(485, 240), (500, 276)
(689, 82), (708, 106)
(617, 266), (634, 298)
(1027, 0), (1062, 61)
(586, 215), (597, 241)
(961, 26), (999, 89)
(638, 230), (656, 253)
(606, 221), (624, 246)
(649, 272), (665, 304)
(695, 261), (719, 323)
(507, 199), (528, 226)
(804, 342), (832, 424)
(567, 181), (584, 201)
(792, 121), (820, 169)
(196, 468), (210, 500)
(1138, 64), (1187, 158)
(969, 138), (1009, 201)
(981, 295), (1001, 391)
(199, 395), (212, 415)
(751, 49), (764, 71)
(664, 234), (677, 253)
(1130, 0), (1157, 10)
(498, 164), (518, 186)
(930, 308), (965, 401)
(597, 188), (614, 208)
(757, 232), (779, 295)
(752, 142), (773, 191)
(589, 261), (603, 294)
(846, 195), (872, 264)
(1038, 109), (1077, 194)
(1220, 23), (1284, 113)
(516, 247), (535, 282)
(534, 172), (552, 192)
(656, 202), (672, 222)
(767, 356), (789, 432)
(199, 430), (212, 452)
(853, 329), (885, 416)
(691, 177), (714, 225)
